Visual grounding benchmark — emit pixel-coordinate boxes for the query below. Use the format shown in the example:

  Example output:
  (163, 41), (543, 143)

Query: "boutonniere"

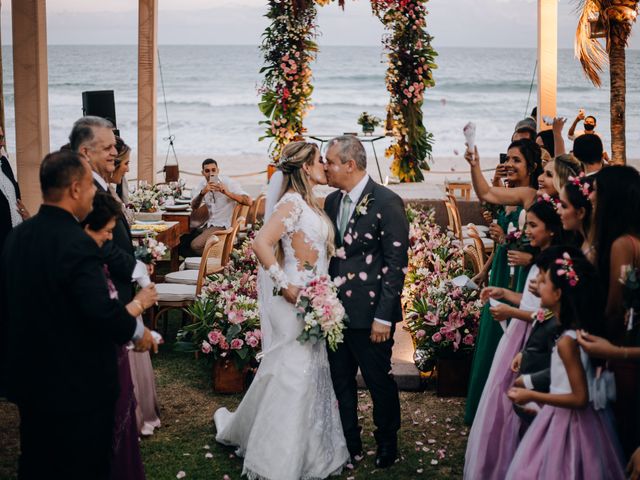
(531, 308), (553, 323)
(355, 193), (374, 217)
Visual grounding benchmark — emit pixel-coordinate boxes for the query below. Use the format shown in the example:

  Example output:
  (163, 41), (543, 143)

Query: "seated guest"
(0, 150), (157, 479)
(572, 134), (604, 175)
(189, 158), (252, 255)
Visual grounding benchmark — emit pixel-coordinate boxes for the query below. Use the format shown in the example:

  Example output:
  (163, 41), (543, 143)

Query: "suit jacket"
(0, 155), (21, 254)
(1, 205), (137, 412)
(325, 178), (409, 329)
(520, 316), (556, 392)
(94, 179), (136, 303)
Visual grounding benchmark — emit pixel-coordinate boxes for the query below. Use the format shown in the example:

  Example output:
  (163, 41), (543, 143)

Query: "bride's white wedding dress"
(214, 192), (349, 480)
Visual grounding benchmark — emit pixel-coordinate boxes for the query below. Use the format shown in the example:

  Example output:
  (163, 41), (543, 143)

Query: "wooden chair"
(463, 244), (483, 278)
(150, 234), (219, 332)
(445, 180), (472, 201)
(246, 194), (265, 227)
(445, 199), (494, 255)
(254, 194), (266, 222)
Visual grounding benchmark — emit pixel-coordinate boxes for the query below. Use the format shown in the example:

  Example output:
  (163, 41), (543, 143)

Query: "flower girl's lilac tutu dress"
(505, 330), (626, 480)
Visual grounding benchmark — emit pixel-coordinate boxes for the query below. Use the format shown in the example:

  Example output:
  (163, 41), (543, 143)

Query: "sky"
(0, 0), (638, 49)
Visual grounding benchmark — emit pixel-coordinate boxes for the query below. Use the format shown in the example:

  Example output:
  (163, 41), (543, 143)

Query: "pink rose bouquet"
(134, 235), (167, 264)
(296, 274), (348, 352)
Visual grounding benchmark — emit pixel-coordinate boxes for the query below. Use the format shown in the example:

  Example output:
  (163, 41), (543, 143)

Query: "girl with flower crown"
(464, 199), (566, 479)
(505, 247), (626, 479)
(558, 173), (596, 263)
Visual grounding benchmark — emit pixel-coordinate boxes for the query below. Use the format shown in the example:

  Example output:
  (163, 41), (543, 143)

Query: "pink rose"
(207, 330), (223, 345)
(463, 334), (474, 346)
(445, 331), (456, 342)
(201, 340), (212, 354)
(432, 332), (443, 343)
(228, 309), (245, 324)
(415, 329), (426, 339)
(246, 335), (259, 348)
(230, 338), (244, 350)
(219, 338), (229, 350)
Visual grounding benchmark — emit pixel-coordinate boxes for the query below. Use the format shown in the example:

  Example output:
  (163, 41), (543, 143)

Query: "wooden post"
(537, 0), (558, 131)
(138, 0), (158, 184)
(11, 0), (50, 212)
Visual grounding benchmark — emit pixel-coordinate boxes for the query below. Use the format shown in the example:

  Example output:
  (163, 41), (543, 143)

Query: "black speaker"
(82, 90), (117, 127)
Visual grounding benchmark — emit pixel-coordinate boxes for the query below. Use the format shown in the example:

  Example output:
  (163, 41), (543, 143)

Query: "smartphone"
(209, 174), (220, 185)
(499, 153), (508, 164)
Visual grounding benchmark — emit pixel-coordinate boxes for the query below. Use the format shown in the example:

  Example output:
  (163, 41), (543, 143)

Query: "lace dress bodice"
(275, 192), (331, 287)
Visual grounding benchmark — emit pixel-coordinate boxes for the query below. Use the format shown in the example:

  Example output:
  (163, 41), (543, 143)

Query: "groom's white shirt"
(338, 173), (392, 328)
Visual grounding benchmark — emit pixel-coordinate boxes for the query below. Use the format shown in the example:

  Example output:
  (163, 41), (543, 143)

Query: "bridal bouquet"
(134, 236), (167, 264)
(296, 275), (348, 352)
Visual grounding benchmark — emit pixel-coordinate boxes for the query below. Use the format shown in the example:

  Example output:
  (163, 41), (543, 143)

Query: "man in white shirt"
(190, 158), (251, 255)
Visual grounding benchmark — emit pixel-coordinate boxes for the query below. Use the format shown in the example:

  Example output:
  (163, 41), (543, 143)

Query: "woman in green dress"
(463, 139), (543, 424)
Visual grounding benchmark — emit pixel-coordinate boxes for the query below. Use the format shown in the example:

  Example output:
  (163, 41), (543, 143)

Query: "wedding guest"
(0, 126), (30, 253)
(512, 125), (536, 142)
(0, 150), (157, 480)
(558, 174), (595, 262)
(113, 136), (131, 206)
(464, 200), (563, 479)
(589, 165), (640, 455)
(110, 138), (162, 438)
(535, 129), (555, 159)
(568, 111), (602, 141)
(572, 133), (604, 175)
(189, 158), (252, 255)
(70, 116), (136, 302)
(464, 139), (542, 424)
(506, 248), (625, 479)
(82, 192), (147, 480)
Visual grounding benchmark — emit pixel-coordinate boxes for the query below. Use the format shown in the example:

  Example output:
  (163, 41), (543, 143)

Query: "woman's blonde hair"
(275, 141), (335, 261)
(552, 154), (583, 193)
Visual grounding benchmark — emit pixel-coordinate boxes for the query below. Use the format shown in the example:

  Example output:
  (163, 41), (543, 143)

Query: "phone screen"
(209, 174), (220, 184)
(499, 153), (507, 164)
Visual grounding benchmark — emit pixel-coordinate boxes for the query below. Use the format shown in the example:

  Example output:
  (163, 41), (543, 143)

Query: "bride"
(214, 141), (349, 480)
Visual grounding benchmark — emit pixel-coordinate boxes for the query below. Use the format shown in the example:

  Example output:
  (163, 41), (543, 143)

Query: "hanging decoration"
(258, 0), (437, 182)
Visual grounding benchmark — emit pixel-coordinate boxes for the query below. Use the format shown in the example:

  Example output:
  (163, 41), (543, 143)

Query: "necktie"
(338, 194), (352, 240)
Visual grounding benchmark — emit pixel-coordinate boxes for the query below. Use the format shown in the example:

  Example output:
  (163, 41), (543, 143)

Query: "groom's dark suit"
(325, 176), (409, 456)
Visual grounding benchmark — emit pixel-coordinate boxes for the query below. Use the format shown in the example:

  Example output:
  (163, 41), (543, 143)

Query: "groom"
(324, 136), (409, 468)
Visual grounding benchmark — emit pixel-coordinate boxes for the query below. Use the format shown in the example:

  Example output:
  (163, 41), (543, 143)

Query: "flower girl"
(505, 247), (626, 479)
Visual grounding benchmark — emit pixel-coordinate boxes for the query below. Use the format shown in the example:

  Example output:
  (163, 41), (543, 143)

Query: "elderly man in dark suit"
(1, 150), (157, 479)
(323, 136), (409, 469)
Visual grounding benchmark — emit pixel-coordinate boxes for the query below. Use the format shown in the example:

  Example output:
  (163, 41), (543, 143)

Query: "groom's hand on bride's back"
(370, 321), (391, 343)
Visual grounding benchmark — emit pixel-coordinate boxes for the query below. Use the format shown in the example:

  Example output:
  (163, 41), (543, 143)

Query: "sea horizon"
(1, 45), (638, 162)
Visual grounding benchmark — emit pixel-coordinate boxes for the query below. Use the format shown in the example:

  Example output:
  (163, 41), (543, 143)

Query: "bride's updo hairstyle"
(275, 141), (335, 259)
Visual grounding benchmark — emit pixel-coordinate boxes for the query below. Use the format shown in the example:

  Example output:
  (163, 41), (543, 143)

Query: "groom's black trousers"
(328, 328), (401, 451)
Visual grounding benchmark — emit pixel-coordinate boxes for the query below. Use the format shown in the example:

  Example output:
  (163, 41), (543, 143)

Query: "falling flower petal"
(344, 233), (353, 245)
(430, 459), (438, 465)
(382, 266), (389, 274)
(366, 254), (373, 264)
(176, 472), (186, 479)
(417, 468), (424, 474)
(347, 273), (355, 280)
(346, 290), (352, 297)
(365, 233), (373, 239)
(393, 241), (401, 247)
(359, 272), (368, 281)
(427, 438), (436, 444)
(369, 291), (375, 298)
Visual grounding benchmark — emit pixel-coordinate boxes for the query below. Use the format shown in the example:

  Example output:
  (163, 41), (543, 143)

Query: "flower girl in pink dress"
(506, 248), (625, 479)
(464, 200), (561, 479)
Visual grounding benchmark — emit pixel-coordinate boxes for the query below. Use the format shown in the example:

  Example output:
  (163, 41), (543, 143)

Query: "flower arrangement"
(258, 0), (437, 181)
(155, 179), (186, 202)
(296, 275), (348, 352)
(258, 0), (318, 161)
(128, 184), (161, 212)
(357, 112), (382, 134)
(504, 222), (528, 252)
(403, 206), (481, 371)
(134, 236), (167, 264)
(175, 236), (261, 369)
(372, 0), (437, 182)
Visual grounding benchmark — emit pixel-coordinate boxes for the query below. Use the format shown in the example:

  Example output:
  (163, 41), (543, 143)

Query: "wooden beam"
(138, 0), (158, 184)
(11, 0), (50, 212)
(537, 0), (558, 131)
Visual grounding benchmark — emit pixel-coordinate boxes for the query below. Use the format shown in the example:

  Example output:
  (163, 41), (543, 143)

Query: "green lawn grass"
(0, 318), (468, 479)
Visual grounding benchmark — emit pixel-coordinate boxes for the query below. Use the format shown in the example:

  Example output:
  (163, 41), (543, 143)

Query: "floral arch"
(258, 0), (437, 182)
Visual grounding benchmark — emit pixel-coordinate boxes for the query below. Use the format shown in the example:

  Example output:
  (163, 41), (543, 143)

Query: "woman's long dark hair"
(508, 138), (543, 188)
(540, 246), (605, 337)
(591, 166), (640, 293)
(536, 130), (555, 157)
